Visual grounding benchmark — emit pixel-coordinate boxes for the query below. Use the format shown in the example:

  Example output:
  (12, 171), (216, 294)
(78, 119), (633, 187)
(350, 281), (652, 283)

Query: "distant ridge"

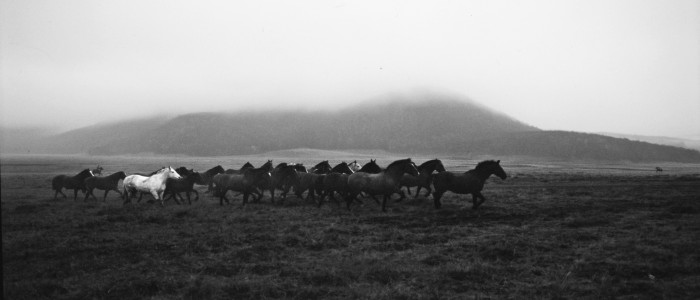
(3, 94), (699, 162)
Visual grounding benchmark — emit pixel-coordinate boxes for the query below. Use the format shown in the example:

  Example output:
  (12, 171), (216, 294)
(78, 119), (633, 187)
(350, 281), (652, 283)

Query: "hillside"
(4, 95), (700, 162)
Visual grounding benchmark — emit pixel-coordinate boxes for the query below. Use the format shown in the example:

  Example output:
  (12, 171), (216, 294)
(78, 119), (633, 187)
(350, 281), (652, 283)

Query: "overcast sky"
(1, 0), (699, 138)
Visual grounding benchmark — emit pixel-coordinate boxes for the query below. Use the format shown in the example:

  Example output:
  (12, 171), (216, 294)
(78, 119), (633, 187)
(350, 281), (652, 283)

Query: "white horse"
(348, 160), (362, 173)
(122, 166), (182, 206)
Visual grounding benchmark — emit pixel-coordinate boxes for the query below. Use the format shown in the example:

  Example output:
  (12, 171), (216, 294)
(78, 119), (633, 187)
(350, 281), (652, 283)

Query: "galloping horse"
(213, 166), (271, 206)
(122, 166), (182, 206)
(432, 160), (507, 210)
(318, 162), (355, 207)
(345, 158), (419, 212)
(308, 160), (332, 174)
(163, 172), (205, 204)
(52, 169), (94, 200)
(201, 165), (225, 193)
(400, 159), (446, 198)
(294, 161), (331, 201)
(84, 171), (126, 201)
(358, 159), (382, 173)
(265, 163), (301, 203)
(225, 162), (255, 174)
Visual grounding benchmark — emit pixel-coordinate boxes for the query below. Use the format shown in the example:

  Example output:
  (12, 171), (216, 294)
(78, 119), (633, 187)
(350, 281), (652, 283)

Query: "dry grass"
(2, 154), (700, 299)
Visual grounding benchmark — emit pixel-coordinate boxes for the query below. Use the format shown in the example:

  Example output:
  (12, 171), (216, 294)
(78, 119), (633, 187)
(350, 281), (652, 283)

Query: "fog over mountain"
(2, 94), (699, 162)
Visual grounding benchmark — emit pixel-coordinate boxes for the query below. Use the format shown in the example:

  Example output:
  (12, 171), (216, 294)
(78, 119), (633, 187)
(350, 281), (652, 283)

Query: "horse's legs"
(395, 190), (406, 203)
(472, 192), (486, 209)
(381, 194), (390, 212)
(103, 189), (110, 201)
(192, 190), (199, 202)
(414, 186), (422, 198)
(423, 186), (432, 198)
(432, 191), (444, 209)
(84, 188), (93, 202)
(154, 191), (164, 207)
(123, 188), (131, 205)
(73, 189), (79, 201)
(405, 186), (412, 196)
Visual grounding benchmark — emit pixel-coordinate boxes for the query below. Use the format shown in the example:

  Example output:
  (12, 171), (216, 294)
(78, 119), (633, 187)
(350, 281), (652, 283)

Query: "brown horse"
(52, 169), (94, 200)
(432, 160), (507, 210)
(345, 158), (419, 212)
(400, 159), (446, 198)
(84, 171), (126, 201)
(317, 162), (355, 207)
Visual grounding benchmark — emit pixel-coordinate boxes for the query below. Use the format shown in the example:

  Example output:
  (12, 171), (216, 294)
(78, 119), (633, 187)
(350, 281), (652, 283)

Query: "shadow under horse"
(432, 160), (507, 210)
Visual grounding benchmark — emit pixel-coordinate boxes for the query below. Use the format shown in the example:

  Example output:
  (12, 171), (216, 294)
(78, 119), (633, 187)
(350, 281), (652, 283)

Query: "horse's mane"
(76, 169), (93, 177)
(386, 158), (412, 170)
(331, 162), (351, 173)
(107, 171), (126, 178)
(418, 159), (440, 169)
(474, 160), (498, 171)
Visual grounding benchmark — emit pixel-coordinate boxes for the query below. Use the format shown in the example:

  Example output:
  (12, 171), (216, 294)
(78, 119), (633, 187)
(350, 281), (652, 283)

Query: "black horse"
(201, 165), (225, 193)
(358, 159), (382, 173)
(318, 162), (355, 207)
(163, 172), (205, 204)
(432, 160), (507, 210)
(400, 159), (446, 198)
(83, 171), (126, 201)
(52, 169), (94, 200)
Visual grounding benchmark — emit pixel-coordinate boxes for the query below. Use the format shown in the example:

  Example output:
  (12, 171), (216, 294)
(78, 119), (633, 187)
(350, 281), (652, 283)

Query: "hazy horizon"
(2, 1), (699, 139)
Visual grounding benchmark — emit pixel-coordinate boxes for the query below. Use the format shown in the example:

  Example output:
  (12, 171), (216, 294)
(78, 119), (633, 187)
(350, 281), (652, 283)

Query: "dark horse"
(358, 159), (382, 173)
(432, 160), (507, 210)
(400, 159), (446, 198)
(201, 165), (225, 193)
(163, 172), (205, 204)
(226, 162), (255, 174)
(52, 169), (94, 200)
(346, 158), (419, 212)
(213, 165), (272, 207)
(294, 160), (331, 201)
(84, 171), (127, 201)
(317, 162), (355, 207)
(264, 163), (301, 203)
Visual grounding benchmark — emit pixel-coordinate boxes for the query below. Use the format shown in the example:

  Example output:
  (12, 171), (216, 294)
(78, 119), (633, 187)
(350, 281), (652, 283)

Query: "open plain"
(2, 153), (700, 299)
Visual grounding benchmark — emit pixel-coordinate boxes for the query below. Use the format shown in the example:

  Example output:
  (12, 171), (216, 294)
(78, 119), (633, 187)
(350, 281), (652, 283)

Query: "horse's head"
(475, 160), (507, 180)
(166, 166), (183, 179)
(359, 159), (382, 173)
(348, 160), (362, 172)
(114, 171), (127, 180)
(260, 160), (273, 172)
(311, 160), (332, 174)
(291, 164), (308, 173)
(331, 162), (354, 174)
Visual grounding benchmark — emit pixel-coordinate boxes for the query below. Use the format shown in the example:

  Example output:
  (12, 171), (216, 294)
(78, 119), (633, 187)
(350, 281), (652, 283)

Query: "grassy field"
(2, 152), (700, 299)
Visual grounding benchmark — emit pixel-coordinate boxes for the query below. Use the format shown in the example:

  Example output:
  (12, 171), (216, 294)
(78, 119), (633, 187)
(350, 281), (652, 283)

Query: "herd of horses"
(51, 158), (507, 212)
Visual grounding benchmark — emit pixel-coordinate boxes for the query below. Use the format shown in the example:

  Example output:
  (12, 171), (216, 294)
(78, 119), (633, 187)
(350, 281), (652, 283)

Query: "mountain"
(3, 95), (700, 162)
(597, 132), (700, 152)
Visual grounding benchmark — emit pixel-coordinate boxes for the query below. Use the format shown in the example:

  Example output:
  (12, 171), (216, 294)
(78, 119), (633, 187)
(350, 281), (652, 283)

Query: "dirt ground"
(2, 154), (699, 299)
